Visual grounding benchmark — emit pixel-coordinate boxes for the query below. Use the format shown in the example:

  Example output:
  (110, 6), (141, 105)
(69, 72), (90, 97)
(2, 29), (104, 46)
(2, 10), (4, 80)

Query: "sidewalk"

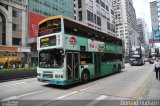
(142, 73), (160, 100)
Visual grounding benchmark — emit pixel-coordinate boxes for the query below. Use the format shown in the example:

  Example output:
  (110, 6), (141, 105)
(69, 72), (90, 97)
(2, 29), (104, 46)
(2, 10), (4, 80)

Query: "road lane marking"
(0, 82), (26, 88)
(2, 90), (47, 101)
(86, 95), (108, 106)
(132, 75), (152, 100)
(56, 91), (79, 100)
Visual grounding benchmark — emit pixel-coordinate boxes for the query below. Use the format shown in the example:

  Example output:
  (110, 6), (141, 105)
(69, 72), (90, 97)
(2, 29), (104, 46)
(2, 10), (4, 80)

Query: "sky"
(133, 0), (155, 32)
(133, 0), (160, 47)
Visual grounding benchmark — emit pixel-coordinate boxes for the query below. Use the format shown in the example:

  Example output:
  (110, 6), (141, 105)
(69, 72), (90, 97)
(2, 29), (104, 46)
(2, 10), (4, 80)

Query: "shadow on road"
(42, 71), (124, 90)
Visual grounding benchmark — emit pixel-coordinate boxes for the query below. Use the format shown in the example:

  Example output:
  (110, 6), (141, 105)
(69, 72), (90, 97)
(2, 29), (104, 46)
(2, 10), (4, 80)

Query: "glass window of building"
(111, 10), (114, 15)
(79, 11), (82, 21)
(96, 5), (100, 13)
(12, 24), (22, 32)
(107, 22), (110, 30)
(106, 5), (109, 11)
(12, 38), (21, 45)
(78, 0), (82, 8)
(12, 10), (22, 18)
(87, 10), (94, 23)
(96, 0), (100, 4)
(94, 14), (97, 24)
(97, 16), (101, 26)
(101, 0), (105, 8)
(89, 0), (93, 10)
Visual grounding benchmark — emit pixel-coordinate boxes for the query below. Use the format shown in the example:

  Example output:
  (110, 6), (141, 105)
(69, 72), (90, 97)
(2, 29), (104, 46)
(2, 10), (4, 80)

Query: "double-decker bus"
(148, 47), (158, 64)
(129, 46), (145, 66)
(37, 16), (125, 85)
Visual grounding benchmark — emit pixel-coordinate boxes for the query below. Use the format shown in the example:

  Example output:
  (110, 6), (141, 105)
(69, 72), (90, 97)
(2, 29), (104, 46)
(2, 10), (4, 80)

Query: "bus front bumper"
(37, 78), (67, 86)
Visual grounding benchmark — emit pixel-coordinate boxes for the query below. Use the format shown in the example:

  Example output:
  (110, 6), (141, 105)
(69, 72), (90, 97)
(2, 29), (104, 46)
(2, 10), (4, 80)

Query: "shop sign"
(0, 52), (24, 57)
(0, 46), (18, 51)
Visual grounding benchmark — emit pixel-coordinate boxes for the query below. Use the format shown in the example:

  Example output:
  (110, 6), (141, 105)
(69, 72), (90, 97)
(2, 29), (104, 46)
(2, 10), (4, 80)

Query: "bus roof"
(39, 15), (122, 40)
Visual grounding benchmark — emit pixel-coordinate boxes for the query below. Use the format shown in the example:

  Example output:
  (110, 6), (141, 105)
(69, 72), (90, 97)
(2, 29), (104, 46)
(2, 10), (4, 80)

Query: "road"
(0, 63), (155, 106)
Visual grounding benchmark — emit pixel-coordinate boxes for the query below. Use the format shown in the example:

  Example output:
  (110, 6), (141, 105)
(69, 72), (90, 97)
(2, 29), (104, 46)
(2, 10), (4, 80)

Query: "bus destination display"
(40, 36), (56, 47)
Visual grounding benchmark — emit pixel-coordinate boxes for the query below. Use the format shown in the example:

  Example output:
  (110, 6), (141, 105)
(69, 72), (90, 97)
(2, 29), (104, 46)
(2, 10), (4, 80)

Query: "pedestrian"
(153, 57), (160, 80)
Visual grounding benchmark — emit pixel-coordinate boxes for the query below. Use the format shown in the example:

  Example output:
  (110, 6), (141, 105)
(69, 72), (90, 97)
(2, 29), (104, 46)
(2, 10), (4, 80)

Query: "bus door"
(66, 52), (79, 80)
(94, 53), (101, 77)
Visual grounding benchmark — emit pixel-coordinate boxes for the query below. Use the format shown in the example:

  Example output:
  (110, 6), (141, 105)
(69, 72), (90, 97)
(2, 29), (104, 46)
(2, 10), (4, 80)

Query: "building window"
(101, 8), (106, 17)
(12, 10), (22, 18)
(107, 22), (110, 30)
(12, 24), (21, 32)
(79, 11), (82, 21)
(12, 38), (21, 45)
(106, 5), (109, 11)
(94, 14), (97, 24)
(111, 10), (114, 15)
(96, 5), (100, 14)
(97, 16), (101, 26)
(78, 0), (82, 8)
(96, 0), (100, 4)
(89, 0), (93, 10)
(101, 0), (105, 8)
(87, 10), (94, 23)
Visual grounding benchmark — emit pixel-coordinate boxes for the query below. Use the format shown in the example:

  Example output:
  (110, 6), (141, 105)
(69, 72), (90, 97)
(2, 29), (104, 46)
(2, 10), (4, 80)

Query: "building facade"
(28, 0), (74, 43)
(28, 0), (74, 64)
(0, 0), (30, 69)
(136, 18), (150, 45)
(150, 0), (160, 42)
(74, 0), (116, 36)
(113, 0), (139, 55)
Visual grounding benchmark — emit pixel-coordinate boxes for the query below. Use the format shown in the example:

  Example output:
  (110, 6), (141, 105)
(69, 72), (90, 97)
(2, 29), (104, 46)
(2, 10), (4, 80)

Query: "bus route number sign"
(40, 36), (56, 47)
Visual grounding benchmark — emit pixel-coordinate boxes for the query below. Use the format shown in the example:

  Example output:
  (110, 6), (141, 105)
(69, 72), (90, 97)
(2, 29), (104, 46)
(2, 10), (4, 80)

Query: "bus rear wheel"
(118, 65), (121, 73)
(81, 70), (90, 83)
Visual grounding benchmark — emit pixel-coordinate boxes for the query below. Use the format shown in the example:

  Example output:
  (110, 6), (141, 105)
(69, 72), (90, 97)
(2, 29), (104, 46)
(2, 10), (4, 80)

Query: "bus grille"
(43, 72), (53, 78)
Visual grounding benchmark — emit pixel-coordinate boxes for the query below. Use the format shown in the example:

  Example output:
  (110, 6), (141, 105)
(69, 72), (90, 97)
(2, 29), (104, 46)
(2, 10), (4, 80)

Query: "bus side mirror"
(60, 50), (65, 56)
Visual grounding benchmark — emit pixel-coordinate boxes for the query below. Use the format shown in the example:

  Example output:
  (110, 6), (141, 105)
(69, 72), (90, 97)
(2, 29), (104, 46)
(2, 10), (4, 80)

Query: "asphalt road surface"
(0, 63), (155, 106)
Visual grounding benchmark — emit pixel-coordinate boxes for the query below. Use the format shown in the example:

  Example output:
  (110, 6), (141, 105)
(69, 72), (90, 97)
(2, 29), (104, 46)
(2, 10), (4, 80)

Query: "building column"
(22, 10), (27, 46)
(0, 16), (2, 45)
(6, 6), (12, 46)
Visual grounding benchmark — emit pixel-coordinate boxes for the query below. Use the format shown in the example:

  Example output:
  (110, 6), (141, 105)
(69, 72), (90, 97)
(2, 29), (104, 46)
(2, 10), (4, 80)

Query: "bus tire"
(118, 65), (121, 73)
(112, 65), (117, 73)
(81, 70), (90, 83)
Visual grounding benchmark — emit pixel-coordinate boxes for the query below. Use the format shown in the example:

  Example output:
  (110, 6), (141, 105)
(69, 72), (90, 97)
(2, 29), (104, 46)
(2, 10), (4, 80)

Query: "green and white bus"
(37, 16), (125, 85)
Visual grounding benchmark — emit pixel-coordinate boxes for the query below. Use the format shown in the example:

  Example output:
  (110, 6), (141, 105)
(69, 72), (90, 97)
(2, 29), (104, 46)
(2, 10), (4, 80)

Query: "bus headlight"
(55, 74), (63, 79)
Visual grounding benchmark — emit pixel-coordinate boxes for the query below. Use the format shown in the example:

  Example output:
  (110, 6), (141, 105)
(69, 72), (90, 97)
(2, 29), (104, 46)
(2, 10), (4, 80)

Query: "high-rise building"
(0, 0), (30, 68)
(28, 0), (74, 43)
(28, 0), (74, 64)
(74, 0), (116, 36)
(113, 0), (139, 54)
(150, 1), (160, 42)
(136, 18), (150, 45)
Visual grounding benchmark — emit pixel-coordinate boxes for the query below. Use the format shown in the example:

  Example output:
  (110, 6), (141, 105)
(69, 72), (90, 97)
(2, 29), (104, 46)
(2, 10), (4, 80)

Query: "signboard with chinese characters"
(29, 11), (46, 38)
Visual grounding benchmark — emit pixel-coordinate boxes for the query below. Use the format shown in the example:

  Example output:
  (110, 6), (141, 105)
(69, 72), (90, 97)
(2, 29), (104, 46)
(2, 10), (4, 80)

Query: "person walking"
(153, 57), (160, 80)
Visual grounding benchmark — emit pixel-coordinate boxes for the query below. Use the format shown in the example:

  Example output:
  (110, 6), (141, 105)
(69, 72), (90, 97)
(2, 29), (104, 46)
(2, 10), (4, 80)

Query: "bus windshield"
(38, 19), (61, 36)
(39, 49), (64, 68)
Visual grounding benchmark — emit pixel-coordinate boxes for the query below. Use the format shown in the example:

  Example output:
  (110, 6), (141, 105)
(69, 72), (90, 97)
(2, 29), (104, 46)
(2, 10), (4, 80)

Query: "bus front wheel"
(81, 70), (90, 83)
